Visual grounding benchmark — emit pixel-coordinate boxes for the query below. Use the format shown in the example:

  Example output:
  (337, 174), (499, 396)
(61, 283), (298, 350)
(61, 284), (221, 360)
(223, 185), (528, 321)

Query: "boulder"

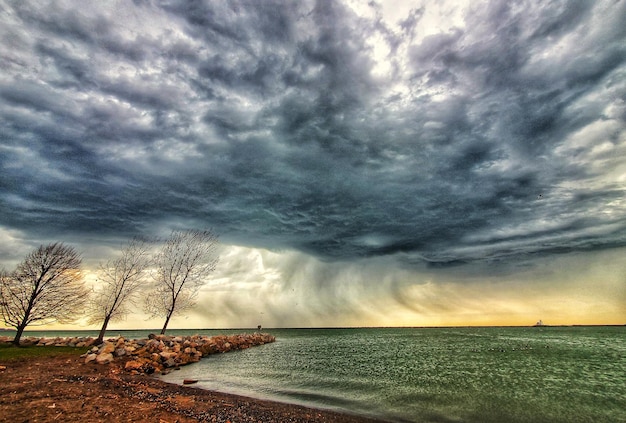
(159, 351), (177, 360)
(95, 352), (114, 364)
(100, 342), (116, 354)
(124, 360), (144, 371)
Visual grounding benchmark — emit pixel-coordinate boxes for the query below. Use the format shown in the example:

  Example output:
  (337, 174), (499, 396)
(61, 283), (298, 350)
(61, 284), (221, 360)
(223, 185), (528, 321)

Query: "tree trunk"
(13, 294), (36, 346)
(96, 314), (112, 344)
(160, 311), (173, 335)
(12, 323), (27, 346)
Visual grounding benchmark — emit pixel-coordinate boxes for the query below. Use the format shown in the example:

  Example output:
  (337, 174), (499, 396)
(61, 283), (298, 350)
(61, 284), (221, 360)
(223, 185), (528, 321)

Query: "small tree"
(145, 230), (219, 334)
(0, 243), (87, 345)
(88, 238), (151, 344)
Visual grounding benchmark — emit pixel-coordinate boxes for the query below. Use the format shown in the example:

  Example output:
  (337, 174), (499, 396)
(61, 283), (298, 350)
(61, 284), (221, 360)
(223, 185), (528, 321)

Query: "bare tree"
(88, 238), (151, 344)
(0, 243), (87, 345)
(145, 230), (219, 334)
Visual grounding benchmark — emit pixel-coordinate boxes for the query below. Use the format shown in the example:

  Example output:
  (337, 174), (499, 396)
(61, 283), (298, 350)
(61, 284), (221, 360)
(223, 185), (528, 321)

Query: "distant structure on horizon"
(534, 319), (545, 327)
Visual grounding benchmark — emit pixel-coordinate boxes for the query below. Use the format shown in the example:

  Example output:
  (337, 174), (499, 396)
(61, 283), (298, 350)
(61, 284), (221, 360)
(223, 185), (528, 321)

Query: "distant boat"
(534, 320), (545, 327)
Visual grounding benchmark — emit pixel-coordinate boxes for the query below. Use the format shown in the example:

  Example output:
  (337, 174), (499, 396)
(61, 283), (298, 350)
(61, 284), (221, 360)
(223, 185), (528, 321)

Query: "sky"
(0, 0), (625, 330)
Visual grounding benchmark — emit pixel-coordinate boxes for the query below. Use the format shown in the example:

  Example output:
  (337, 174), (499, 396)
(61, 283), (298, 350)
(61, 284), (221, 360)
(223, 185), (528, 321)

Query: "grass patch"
(0, 343), (87, 361)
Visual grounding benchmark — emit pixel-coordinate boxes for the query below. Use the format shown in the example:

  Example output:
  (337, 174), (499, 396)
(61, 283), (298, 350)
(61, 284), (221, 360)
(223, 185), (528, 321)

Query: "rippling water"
(159, 326), (626, 423)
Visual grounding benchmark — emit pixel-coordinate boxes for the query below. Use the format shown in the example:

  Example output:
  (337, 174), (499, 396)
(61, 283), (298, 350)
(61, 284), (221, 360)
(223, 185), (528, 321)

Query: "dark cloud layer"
(1, 0), (625, 267)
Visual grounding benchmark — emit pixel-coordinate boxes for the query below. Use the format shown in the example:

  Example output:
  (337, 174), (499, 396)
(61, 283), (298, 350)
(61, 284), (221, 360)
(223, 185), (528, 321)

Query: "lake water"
(159, 327), (626, 423)
(9, 326), (626, 422)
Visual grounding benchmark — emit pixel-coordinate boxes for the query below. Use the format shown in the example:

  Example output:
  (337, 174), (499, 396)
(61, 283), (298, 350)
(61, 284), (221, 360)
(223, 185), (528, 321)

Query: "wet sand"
(0, 353), (388, 422)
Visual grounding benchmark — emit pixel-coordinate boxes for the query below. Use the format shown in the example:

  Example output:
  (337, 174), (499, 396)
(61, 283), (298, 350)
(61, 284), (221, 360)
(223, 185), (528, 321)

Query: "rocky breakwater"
(0, 335), (98, 347)
(83, 333), (276, 375)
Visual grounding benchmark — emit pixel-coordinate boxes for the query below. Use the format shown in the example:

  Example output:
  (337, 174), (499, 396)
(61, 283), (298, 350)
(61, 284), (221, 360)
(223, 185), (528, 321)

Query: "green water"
(160, 326), (626, 423)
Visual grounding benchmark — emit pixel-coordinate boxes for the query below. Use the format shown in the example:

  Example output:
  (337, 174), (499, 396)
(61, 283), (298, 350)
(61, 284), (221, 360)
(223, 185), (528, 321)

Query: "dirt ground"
(0, 353), (386, 423)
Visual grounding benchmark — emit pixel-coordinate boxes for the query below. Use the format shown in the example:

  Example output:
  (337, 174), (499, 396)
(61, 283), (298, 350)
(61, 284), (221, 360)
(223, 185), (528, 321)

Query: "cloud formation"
(1, 0), (625, 271)
(188, 245), (626, 328)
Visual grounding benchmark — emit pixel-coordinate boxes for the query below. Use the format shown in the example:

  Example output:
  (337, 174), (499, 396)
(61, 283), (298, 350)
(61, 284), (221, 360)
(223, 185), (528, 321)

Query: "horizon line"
(3, 323), (625, 332)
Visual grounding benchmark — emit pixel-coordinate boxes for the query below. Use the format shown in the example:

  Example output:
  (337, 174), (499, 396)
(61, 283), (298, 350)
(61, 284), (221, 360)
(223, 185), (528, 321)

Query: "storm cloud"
(1, 0), (625, 270)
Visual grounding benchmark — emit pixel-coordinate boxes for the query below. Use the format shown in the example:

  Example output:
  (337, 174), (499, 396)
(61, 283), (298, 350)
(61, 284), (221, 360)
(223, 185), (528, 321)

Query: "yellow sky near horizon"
(3, 245), (623, 332)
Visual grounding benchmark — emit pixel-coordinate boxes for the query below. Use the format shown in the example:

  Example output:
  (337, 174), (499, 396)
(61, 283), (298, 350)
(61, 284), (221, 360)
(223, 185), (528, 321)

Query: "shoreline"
(0, 352), (389, 423)
(0, 335), (390, 422)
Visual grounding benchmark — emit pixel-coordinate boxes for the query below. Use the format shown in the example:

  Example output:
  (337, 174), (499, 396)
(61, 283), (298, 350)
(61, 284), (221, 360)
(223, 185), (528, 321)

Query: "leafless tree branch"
(144, 230), (219, 334)
(0, 243), (88, 345)
(87, 238), (151, 343)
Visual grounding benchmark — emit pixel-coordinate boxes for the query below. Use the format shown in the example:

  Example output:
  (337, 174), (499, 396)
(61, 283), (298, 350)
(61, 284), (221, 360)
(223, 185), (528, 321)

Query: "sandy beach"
(0, 352), (387, 423)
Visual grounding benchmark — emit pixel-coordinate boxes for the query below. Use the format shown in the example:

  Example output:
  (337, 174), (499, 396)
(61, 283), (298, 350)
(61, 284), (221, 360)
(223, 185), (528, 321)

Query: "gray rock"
(95, 352), (114, 364)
